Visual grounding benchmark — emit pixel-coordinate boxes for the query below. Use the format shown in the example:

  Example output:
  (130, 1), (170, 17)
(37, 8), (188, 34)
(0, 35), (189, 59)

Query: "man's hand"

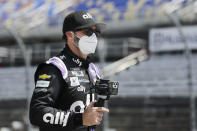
(82, 101), (109, 126)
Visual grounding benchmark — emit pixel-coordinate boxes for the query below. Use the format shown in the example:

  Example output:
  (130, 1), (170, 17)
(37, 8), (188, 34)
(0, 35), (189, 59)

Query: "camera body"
(91, 79), (118, 107)
(92, 79), (119, 96)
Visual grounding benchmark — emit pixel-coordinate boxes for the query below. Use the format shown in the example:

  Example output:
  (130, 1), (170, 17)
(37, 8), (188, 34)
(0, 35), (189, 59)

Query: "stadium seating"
(0, 0), (190, 26)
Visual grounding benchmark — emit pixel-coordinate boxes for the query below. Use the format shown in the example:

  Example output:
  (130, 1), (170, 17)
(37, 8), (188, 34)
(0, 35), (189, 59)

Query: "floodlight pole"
(167, 13), (196, 131)
(1, 25), (31, 131)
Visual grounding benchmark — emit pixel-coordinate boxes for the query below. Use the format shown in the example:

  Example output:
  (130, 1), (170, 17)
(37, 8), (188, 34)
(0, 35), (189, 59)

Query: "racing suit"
(29, 45), (100, 131)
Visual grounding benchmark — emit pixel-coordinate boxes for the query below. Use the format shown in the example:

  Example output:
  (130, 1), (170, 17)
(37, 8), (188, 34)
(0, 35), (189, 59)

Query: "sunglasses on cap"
(75, 28), (101, 37)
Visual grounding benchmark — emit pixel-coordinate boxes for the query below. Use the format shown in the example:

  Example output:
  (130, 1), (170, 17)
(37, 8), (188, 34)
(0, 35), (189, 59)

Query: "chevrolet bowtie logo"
(39, 74), (51, 79)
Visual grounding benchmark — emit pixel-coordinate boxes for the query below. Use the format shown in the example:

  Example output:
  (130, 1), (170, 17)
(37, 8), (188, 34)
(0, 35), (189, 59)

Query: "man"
(29, 11), (109, 131)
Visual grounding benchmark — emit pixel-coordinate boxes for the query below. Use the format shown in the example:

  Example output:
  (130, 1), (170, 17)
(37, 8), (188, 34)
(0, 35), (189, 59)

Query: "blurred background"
(0, 0), (197, 131)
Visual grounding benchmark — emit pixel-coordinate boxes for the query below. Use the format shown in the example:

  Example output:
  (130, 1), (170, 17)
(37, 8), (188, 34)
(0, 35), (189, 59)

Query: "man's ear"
(66, 32), (74, 40)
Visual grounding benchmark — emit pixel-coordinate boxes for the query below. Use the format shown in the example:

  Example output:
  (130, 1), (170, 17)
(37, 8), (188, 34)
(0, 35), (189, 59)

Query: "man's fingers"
(97, 112), (103, 120)
(95, 120), (100, 125)
(87, 101), (95, 108)
(95, 107), (109, 112)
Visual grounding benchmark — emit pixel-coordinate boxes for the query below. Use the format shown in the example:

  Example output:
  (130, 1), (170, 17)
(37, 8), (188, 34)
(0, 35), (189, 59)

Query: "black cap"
(62, 11), (105, 39)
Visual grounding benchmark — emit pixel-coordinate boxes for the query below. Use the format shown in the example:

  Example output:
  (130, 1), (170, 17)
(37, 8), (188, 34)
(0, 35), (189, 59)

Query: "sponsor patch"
(60, 55), (66, 60)
(36, 80), (50, 87)
(71, 71), (84, 77)
(70, 67), (81, 71)
(39, 74), (51, 80)
(70, 77), (80, 86)
(78, 79), (90, 83)
(72, 58), (82, 66)
(77, 85), (86, 92)
(43, 112), (70, 127)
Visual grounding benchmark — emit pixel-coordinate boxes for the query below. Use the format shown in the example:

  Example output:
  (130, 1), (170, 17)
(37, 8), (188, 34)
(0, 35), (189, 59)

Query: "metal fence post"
(167, 12), (196, 131)
(1, 25), (31, 131)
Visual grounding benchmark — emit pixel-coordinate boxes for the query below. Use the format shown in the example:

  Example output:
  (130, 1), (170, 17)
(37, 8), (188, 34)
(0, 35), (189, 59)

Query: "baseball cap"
(62, 11), (106, 39)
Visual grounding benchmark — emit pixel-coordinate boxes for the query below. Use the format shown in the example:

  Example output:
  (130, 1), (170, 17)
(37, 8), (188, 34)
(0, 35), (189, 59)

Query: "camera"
(90, 79), (119, 107)
(92, 79), (118, 96)
(89, 79), (119, 129)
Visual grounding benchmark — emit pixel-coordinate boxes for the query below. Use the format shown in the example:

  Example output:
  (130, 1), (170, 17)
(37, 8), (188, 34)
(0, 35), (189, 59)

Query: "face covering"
(74, 33), (98, 55)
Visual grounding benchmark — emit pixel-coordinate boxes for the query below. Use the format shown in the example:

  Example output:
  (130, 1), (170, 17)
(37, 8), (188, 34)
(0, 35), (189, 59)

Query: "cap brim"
(95, 23), (106, 30)
(75, 22), (106, 31)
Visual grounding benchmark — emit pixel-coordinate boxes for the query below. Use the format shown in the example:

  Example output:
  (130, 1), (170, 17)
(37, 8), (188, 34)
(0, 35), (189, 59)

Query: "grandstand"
(1, 0), (196, 40)
(0, 0), (197, 131)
